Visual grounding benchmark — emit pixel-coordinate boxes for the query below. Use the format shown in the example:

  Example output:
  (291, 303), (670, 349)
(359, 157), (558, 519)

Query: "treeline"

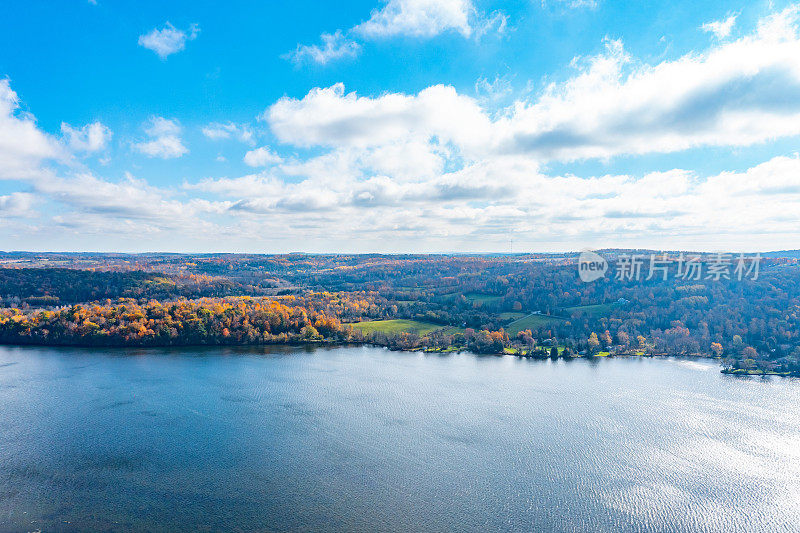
(0, 293), (379, 347)
(0, 268), (255, 306)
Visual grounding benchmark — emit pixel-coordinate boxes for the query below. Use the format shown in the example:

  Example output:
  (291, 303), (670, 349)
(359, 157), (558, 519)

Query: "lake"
(0, 345), (798, 532)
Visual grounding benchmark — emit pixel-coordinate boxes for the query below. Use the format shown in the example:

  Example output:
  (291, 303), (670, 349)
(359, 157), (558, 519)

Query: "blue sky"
(1, 0), (799, 252)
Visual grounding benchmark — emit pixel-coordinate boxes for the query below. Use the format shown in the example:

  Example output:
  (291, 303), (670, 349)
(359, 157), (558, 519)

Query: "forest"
(0, 251), (798, 375)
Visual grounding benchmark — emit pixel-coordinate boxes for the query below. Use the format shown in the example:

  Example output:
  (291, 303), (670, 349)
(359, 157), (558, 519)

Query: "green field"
(505, 313), (564, 335)
(351, 319), (463, 336)
(464, 293), (502, 304)
(499, 312), (527, 321)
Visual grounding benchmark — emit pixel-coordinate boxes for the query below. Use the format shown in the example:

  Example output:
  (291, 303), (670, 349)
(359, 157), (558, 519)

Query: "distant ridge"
(763, 250), (800, 258)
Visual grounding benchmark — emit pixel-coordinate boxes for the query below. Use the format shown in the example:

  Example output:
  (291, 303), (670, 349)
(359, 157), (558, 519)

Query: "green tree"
(732, 335), (744, 353)
(300, 325), (320, 340)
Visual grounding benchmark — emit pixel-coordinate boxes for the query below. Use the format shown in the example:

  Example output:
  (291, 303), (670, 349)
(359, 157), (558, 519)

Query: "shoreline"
(2, 339), (796, 377)
(721, 367), (799, 377)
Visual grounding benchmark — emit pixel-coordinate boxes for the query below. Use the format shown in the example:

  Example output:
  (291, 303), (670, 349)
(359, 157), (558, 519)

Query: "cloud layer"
(3, 6), (800, 251)
(273, 8), (800, 164)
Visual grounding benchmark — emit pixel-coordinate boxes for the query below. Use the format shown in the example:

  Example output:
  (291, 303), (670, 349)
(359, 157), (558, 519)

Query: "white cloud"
(30, 170), (229, 235)
(0, 82), (221, 243)
(33, 172), (179, 220)
(285, 31), (361, 65)
(702, 14), (738, 39)
(287, 0), (505, 66)
(354, 0), (474, 38)
(273, 141), (445, 182)
(201, 122), (254, 144)
(134, 117), (188, 159)
(473, 10), (509, 39)
(224, 3), (800, 250)
(8, 8), (800, 251)
(0, 79), (64, 180)
(267, 83), (491, 155)
(272, 7), (800, 164)
(181, 152), (800, 251)
(61, 121), (112, 152)
(187, 173), (285, 198)
(361, 140), (445, 180)
(0, 192), (35, 218)
(500, 9), (800, 160)
(475, 74), (514, 103)
(135, 136), (187, 159)
(138, 22), (200, 59)
(243, 146), (283, 167)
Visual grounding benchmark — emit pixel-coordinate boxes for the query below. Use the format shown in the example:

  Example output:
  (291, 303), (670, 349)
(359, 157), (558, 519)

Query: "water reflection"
(0, 345), (798, 532)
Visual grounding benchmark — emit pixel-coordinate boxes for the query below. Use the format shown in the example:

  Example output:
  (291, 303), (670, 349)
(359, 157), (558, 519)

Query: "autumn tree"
(710, 342), (723, 357)
(588, 332), (600, 354)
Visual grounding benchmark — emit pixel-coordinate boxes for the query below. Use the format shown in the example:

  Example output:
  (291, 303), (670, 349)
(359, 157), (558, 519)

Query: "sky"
(1, 0), (800, 253)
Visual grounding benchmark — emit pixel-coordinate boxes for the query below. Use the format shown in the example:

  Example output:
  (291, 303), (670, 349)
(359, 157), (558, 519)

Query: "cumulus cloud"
(33, 172), (182, 220)
(138, 22), (200, 59)
(270, 7), (800, 163)
(267, 83), (490, 155)
(7, 8), (800, 251)
(61, 121), (112, 152)
(201, 122), (254, 144)
(243, 146), (283, 167)
(0, 192), (35, 218)
(0, 79), (64, 179)
(500, 10), (800, 160)
(361, 140), (445, 180)
(285, 31), (361, 65)
(0, 81), (219, 243)
(702, 14), (738, 39)
(134, 117), (188, 159)
(224, 4), (800, 250)
(354, 0), (474, 38)
(287, 0), (504, 66)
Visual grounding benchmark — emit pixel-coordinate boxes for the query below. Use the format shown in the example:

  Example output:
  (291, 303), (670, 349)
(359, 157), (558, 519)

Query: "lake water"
(0, 345), (798, 532)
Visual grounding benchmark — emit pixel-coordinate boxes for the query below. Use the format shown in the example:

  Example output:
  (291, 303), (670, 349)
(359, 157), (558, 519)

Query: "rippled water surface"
(0, 345), (799, 532)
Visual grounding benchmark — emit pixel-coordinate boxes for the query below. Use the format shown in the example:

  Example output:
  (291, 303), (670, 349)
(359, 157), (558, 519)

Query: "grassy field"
(499, 312), (527, 321)
(505, 313), (564, 335)
(351, 319), (463, 336)
(439, 326), (467, 335)
(464, 293), (503, 304)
